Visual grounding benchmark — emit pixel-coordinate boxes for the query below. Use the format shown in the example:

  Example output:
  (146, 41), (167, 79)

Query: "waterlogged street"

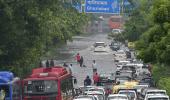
(55, 33), (117, 86)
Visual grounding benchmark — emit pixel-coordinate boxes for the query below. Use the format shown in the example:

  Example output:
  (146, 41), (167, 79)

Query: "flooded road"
(54, 33), (117, 86)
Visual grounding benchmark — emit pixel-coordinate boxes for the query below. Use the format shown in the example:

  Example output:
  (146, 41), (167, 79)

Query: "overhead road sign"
(85, 0), (120, 14)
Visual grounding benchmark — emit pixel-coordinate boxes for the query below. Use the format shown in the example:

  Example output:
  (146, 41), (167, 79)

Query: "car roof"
(147, 94), (169, 98)
(85, 91), (104, 95)
(147, 89), (166, 92)
(95, 42), (105, 44)
(108, 94), (128, 97)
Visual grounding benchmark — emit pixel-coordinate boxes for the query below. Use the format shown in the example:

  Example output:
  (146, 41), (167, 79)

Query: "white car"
(118, 90), (137, 100)
(116, 61), (131, 70)
(93, 42), (107, 52)
(144, 89), (167, 100)
(74, 95), (96, 100)
(108, 94), (129, 100)
(84, 91), (105, 100)
(144, 94), (169, 100)
(134, 85), (149, 93)
(112, 29), (121, 34)
(88, 87), (105, 95)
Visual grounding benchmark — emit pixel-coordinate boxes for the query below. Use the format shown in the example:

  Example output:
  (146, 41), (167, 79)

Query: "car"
(118, 89), (137, 100)
(84, 91), (105, 100)
(88, 87), (105, 95)
(115, 76), (132, 84)
(93, 42), (107, 52)
(73, 95), (96, 100)
(144, 94), (169, 100)
(108, 94), (129, 100)
(114, 50), (127, 62)
(99, 73), (115, 83)
(144, 89), (167, 99)
(109, 42), (120, 51)
(79, 86), (97, 94)
(116, 60), (131, 70)
(139, 77), (155, 87)
(134, 85), (149, 93)
(112, 29), (121, 34)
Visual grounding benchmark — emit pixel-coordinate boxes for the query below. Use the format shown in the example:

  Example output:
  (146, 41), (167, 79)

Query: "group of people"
(75, 53), (100, 86)
(84, 72), (100, 86)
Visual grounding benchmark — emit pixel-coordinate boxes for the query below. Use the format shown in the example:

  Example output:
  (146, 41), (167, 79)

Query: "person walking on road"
(84, 76), (92, 86)
(50, 59), (55, 67)
(75, 53), (81, 64)
(93, 72), (100, 85)
(68, 64), (73, 74)
(39, 61), (43, 67)
(46, 60), (50, 68)
(92, 60), (97, 73)
(79, 56), (84, 67)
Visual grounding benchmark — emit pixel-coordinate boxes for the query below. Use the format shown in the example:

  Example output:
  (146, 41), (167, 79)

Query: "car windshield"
(108, 96), (127, 100)
(77, 96), (94, 100)
(95, 43), (105, 47)
(24, 80), (58, 95)
(148, 98), (168, 100)
(89, 89), (104, 94)
(148, 92), (166, 95)
(92, 95), (104, 100)
(119, 92), (136, 100)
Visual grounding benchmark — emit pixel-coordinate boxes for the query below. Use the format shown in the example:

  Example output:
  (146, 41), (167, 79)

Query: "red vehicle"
(23, 66), (74, 100)
(108, 16), (123, 29)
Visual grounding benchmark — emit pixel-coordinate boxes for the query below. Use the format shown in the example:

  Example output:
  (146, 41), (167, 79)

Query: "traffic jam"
(0, 40), (169, 100)
(73, 41), (169, 100)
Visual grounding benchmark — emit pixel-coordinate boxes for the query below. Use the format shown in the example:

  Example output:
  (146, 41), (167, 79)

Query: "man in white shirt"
(92, 60), (97, 73)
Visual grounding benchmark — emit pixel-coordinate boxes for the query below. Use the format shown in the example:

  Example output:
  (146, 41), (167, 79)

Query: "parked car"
(108, 94), (129, 100)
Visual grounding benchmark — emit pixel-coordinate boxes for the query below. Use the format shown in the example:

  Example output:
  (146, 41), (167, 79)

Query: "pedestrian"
(0, 89), (5, 100)
(50, 59), (55, 67)
(68, 64), (73, 73)
(93, 72), (100, 85)
(75, 53), (81, 64)
(79, 56), (84, 67)
(84, 76), (92, 86)
(92, 60), (97, 73)
(39, 61), (43, 67)
(63, 62), (68, 67)
(46, 60), (50, 68)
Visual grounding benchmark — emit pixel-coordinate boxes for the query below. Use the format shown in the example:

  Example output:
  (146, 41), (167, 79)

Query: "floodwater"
(54, 33), (117, 86)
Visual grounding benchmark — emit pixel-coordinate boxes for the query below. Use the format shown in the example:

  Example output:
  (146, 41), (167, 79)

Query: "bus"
(0, 71), (21, 100)
(23, 66), (74, 100)
(108, 16), (123, 30)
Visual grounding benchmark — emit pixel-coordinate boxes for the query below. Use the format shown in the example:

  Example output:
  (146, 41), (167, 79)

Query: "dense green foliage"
(124, 0), (170, 93)
(0, 0), (89, 76)
(152, 65), (170, 95)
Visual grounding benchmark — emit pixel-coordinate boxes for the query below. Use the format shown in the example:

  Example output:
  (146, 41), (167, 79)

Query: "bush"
(158, 77), (170, 96)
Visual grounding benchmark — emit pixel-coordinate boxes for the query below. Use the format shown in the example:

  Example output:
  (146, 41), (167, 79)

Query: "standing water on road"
(54, 33), (116, 86)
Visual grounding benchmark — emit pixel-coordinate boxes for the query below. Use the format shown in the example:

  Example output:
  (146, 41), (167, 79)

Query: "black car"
(139, 77), (155, 87)
(109, 42), (120, 51)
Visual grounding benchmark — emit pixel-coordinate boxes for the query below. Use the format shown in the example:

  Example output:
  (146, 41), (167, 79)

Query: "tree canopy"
(0, 0), (89, 76)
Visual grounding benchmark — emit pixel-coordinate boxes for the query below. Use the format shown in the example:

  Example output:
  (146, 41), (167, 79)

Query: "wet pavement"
(54, 33), (117, 86)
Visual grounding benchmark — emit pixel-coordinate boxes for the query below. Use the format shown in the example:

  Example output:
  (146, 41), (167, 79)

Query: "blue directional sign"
(85, 0), (120, 14)
(73, 3), (82, 13)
